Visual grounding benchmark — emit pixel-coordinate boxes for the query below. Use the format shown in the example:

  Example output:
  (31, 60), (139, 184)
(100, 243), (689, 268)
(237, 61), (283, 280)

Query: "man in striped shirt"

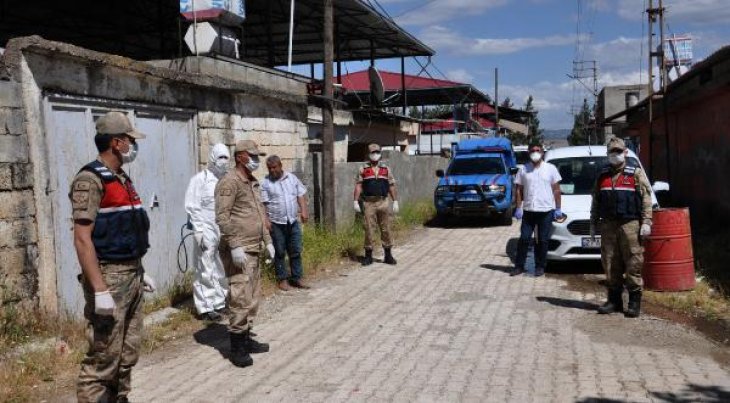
(261, 155), (310, 291)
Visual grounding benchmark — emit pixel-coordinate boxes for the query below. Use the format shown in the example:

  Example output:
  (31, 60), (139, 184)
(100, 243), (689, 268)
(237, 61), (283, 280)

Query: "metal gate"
(43, 95), (197, 316)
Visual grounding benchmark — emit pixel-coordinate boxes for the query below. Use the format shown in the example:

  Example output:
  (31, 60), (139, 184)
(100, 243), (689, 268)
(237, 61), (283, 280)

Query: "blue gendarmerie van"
(434, 137), (519, 225)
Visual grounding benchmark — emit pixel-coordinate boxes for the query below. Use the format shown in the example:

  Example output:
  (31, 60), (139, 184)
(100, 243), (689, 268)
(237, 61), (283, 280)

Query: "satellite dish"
(369, 66), (385, 107)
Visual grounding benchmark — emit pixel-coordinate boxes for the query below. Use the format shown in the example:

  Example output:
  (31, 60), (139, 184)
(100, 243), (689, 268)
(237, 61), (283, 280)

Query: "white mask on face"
(369, 152), (382, 162)
(209, 143), (230, 177)
(245, 157), (260, 172)
(529, 152), (542, 163)
(608, 152), (625, 165)
(213, 158), (229, 176)
(121, 142), (138, 164)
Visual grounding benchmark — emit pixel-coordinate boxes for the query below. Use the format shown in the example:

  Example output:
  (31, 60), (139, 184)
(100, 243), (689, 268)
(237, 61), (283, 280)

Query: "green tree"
(524, 95), (544, 145)
(567, 98), (596, 145)
(500, 97), (514, 108)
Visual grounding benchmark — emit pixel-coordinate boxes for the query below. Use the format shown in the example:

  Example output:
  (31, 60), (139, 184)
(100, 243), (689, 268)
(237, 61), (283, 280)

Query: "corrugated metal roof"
(242, 0), (434, 66)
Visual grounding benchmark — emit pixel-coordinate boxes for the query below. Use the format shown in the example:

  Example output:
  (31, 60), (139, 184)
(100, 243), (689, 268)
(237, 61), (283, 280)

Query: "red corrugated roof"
(337, 70), (465, 92)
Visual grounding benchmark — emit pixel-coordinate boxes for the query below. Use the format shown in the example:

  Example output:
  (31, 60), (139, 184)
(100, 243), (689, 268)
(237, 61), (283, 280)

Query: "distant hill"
(542, 129), (570, 140)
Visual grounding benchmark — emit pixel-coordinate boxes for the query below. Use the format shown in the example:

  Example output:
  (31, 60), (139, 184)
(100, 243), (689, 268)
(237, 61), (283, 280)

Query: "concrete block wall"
(0, 79), (38, 310)
(197, 111), (309, 180)
(331, 152), (448, 225)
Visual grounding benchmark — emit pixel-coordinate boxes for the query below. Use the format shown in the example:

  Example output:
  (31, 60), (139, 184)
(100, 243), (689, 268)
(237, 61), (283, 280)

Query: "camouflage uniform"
(215, 169), (272, 334)
(70, 164), (145, 403)
(356, 163), (396, 250)
(591, 138), (653, 317)
(590, 162), (653, 291)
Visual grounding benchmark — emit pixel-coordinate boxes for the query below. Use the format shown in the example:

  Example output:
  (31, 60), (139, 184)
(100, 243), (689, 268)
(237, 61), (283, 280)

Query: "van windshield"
(549, 156), (640, 195)
(515, 151), (530, 166)
(448, 157), (505, 175)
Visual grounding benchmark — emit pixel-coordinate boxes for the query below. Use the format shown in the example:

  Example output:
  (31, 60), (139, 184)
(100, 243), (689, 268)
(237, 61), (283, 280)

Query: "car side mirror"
(652, 181), (670, 193)
(510, 167), (519, 175)
(435, 169), (445, 178)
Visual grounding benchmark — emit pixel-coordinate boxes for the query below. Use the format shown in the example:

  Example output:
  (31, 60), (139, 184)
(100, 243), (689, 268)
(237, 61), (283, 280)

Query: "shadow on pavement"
(425, 216), (501, 229)
(193, 323), (230, 359)
(480, 263), (512, 273)
(576, 383), (730, 403)
(547, 260), (603, 275)
(650, 383), (730, 402)
(536, 296), (599, 311)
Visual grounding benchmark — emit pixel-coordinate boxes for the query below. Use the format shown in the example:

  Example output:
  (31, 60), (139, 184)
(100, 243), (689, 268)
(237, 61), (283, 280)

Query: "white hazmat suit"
(185, 143), (230, 315)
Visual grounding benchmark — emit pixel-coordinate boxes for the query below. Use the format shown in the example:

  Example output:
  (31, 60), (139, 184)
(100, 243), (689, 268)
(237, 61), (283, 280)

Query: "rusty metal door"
(44, 95), (196, 316)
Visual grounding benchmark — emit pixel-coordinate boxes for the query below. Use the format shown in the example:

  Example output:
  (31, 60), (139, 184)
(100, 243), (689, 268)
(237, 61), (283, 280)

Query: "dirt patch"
(550, 272), (730, 368)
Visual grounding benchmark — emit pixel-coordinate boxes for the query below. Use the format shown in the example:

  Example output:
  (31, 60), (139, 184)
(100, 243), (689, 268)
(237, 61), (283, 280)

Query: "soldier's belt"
(362, 196), (387, 202)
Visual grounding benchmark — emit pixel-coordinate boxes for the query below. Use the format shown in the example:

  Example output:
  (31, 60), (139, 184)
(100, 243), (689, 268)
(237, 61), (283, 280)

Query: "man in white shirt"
(261, 155), (310, 291)
(512, 142), (562, 277)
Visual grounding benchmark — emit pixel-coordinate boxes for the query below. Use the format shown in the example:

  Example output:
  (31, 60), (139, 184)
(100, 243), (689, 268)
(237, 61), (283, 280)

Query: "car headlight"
(435, 185), (450, 195)
(482, 184), (506, 193)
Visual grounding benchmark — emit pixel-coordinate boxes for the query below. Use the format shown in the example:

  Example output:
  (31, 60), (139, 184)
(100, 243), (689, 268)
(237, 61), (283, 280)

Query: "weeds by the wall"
(0, 200), (435, 401)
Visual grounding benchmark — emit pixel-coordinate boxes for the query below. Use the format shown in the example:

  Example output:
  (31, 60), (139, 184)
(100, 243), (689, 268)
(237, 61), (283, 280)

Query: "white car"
(513, 145), (529, 172)
(544, 146), (669, 261)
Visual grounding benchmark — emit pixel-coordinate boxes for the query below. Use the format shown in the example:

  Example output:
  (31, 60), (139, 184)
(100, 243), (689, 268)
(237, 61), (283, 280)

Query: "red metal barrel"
(643, 208), (696, 291)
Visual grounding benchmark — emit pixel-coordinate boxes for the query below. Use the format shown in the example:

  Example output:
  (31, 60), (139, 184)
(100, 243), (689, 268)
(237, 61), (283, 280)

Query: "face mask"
(608, 152), (625, 165)
(369, 153), (381, 162)
(245, 157), (260, 172)
(121, 142), (138, 164)
(529, 152), (542, 163)
(212, 158), (229, 177)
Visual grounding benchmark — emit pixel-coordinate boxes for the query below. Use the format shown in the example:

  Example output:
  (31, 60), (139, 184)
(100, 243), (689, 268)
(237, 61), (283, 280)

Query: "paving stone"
(130, 224), (730, 402)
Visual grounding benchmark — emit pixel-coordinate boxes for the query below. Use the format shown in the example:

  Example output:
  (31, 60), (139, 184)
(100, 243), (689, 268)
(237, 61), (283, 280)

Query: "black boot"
(362, 248), (373, 266)
(229, 333), (253, 367)
(625, 290), (642, 318)
(383, 247), (397, 265)
(597, 288), (624, 314)
(243, 331), (270, 353)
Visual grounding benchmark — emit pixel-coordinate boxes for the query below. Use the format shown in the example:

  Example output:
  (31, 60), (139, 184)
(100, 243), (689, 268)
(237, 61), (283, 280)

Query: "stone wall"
(0, 79), (38, 310)
(197, 111), (310, 178)
(331, 152), (448, 225)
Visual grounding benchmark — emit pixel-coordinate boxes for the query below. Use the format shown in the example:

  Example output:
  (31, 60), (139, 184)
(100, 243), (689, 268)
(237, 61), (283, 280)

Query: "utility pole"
(322, 0), (336, 230)
(494, 68), (499, 137)
(647, 0), (666, 178)
(568, 60), (598, 144)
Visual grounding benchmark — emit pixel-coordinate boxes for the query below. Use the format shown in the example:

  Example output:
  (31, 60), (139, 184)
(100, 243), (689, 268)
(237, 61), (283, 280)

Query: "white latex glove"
(143, 274), (156, 293)
(353, 200), (362, 213)
(589, 222), (597, 241)
(231, 247), (247, 268)
(194, 231), (206, 251)
(392, 201), (400, 214)
(94, 290), (116, 316)
(640, 223), (651, 238)
(266, 243), (276, 259)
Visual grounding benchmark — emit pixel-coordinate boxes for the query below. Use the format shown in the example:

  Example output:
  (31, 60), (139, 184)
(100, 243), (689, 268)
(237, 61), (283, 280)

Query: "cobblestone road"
(131, 224), (730, 402)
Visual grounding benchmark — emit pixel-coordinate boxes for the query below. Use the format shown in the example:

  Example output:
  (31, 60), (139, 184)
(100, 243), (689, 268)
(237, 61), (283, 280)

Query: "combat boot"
(243, 331), (270, 354)
(229, 333), (253, 367)
(383, 247), (397, 265)
(625, 290), (642, 318)
(597, 288), (624, 314)
(362, 248), (373, 266)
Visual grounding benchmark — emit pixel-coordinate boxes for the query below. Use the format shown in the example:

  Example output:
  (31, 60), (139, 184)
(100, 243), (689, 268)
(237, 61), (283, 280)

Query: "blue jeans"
(270, 221), (304, 281)
(516, 210), (554, 272)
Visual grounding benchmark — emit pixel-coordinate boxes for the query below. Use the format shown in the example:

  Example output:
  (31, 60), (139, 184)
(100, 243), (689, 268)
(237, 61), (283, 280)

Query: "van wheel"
(500, 208), (513, 226)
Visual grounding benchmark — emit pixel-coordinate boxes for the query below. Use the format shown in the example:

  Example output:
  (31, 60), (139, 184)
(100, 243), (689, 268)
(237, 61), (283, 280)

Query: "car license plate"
(581, 237), (601, 248)
(457, 194), (481, 202)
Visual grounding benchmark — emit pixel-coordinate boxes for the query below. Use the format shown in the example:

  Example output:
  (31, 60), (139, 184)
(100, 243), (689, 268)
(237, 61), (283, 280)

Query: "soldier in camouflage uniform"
(590, 137), (653, 318)
(70, 112), (155, 402)
(353, 143), (399, 266)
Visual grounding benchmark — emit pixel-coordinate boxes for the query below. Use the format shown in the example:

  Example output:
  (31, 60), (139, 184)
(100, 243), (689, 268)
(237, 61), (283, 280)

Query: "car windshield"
(448, 157), (505, 175)
(549, 156), (640, 195)
(515, 151), (530, 166)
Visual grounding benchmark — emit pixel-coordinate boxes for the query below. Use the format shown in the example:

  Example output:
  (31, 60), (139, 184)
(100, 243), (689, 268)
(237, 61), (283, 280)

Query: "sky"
(305, 0), (730, 130)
